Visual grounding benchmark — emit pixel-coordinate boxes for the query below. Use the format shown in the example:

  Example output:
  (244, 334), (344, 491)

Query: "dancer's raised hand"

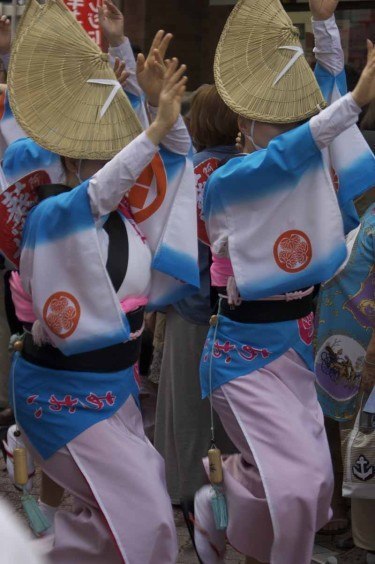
(309, 0), (339, 21)
(0, 15), (11, 56)
(147, 58), (188, 145)
(98, 0), (124, 47)
(352, 40), (375, 108)
(136, 30), (173, 106)
(113, 58), (129, 87)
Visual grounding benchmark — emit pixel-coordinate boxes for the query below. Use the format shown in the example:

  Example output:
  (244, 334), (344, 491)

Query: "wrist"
(146, 120), (169, 146)
(351, 88), (367, 109)
(108, 35), (126, 48)
(311, 14), (332, 21)
(147, 98), (159, 109)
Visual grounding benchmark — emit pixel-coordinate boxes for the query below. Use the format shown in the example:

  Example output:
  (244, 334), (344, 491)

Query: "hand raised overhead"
(309, 0), (339, 21)
(136, 30), (173, 107)
(146, 58), (188, 146)
(352, 40), (375, 108)
(0, 15), (11, 56)
(98, 0), (124, 47)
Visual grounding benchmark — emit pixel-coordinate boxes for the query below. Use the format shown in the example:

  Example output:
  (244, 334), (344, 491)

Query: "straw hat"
(214, 0), (326, 124)
(8, 0), (142, 160)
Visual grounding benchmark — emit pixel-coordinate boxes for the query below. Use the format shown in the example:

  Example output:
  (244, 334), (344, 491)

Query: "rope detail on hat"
(291, 26), (300, 38)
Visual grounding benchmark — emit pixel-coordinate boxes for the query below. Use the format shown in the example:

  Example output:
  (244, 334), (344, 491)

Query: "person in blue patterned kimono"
(315, 204), (375, 562)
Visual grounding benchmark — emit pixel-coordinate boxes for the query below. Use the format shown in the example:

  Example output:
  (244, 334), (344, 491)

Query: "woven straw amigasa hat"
(8, 0), (142, 160)
(214, 0), (326, 124)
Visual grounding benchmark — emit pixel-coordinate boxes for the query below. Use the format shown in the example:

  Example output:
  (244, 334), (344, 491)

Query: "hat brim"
(8, 0), (142, 160)
(214, 0), (326, 124)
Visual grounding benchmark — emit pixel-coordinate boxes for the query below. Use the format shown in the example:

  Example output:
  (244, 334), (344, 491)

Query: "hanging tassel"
(208, 446), (228, 531)
(21, 492), (51, 536)
(210, 485), (228, 531)
(32, 320), (50, 347)
(14, 447), (51, 535)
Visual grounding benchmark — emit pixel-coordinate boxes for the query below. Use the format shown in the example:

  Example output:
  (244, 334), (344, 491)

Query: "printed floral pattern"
(203, 338), (270, 365)
(27, 391), (117, 420)
(43, 292), (81, 339)
(274, 230), (312, 273)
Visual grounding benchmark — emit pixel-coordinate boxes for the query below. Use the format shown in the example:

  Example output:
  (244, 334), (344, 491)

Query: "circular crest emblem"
(43, 292), (81, 339)
(330, 167), (340, 192)
(273, 230), (312, 273)
(128, 153), (167, 224)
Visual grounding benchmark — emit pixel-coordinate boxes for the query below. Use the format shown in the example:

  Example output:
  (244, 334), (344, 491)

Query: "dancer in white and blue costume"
(194, 1), (375, 563)
(4, 1), (199, 562)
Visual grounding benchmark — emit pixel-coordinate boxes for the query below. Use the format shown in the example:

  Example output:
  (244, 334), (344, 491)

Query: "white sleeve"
(88, 131), (158, 218)
(209, 218), (229, 258)
(310, 93), (361, 150)
(312, 15), (344, 76)
(108, 38), (142, 98)
(147, 104), (191, 156)
(204, 187), (230, 258)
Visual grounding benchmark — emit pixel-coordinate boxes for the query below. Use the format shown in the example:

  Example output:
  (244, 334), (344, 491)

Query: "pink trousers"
(25, 397), (178, 564)
(195, 349), (333, 564)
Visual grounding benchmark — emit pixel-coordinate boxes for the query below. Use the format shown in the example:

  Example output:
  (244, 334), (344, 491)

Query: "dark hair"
(189, 84), (238, 152)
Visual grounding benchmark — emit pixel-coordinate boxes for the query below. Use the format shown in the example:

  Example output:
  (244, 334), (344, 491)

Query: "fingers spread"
(136, 52), (146, 72)
(158, 33), (173, 59)
(119, 71), (130, 86)
(166, 62), (187, 89)
(104, 0), (121, 15)
(150, 30), (165, 54)
(164, 58), (179, 80)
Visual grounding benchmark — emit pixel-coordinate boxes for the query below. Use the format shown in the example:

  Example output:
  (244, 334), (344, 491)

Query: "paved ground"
(0, 441), (367, 563)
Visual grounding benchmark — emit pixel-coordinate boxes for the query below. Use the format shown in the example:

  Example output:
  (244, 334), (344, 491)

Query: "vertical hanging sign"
(63, 0), (102, 47)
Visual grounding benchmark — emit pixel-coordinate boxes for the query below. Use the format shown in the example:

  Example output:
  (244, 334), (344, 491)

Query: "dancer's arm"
(109, 38), (142, 98)
(310, 0), (344, 77)
(99, 0), (142, 96)
(311, 40), (375, 149)
(108, 38), (142, 98)
(89, 59), (188, 217)
(147, 103), (191, 156)
(310, 93), (361, 149)
(99, 0), (149, 127)
(136, 34), (191, 155)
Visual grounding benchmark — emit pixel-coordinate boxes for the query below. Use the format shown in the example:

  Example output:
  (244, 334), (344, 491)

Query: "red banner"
(0, 171), (50, 267)
(195, 157), (221, 246)
(64, 0), (102, 47)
